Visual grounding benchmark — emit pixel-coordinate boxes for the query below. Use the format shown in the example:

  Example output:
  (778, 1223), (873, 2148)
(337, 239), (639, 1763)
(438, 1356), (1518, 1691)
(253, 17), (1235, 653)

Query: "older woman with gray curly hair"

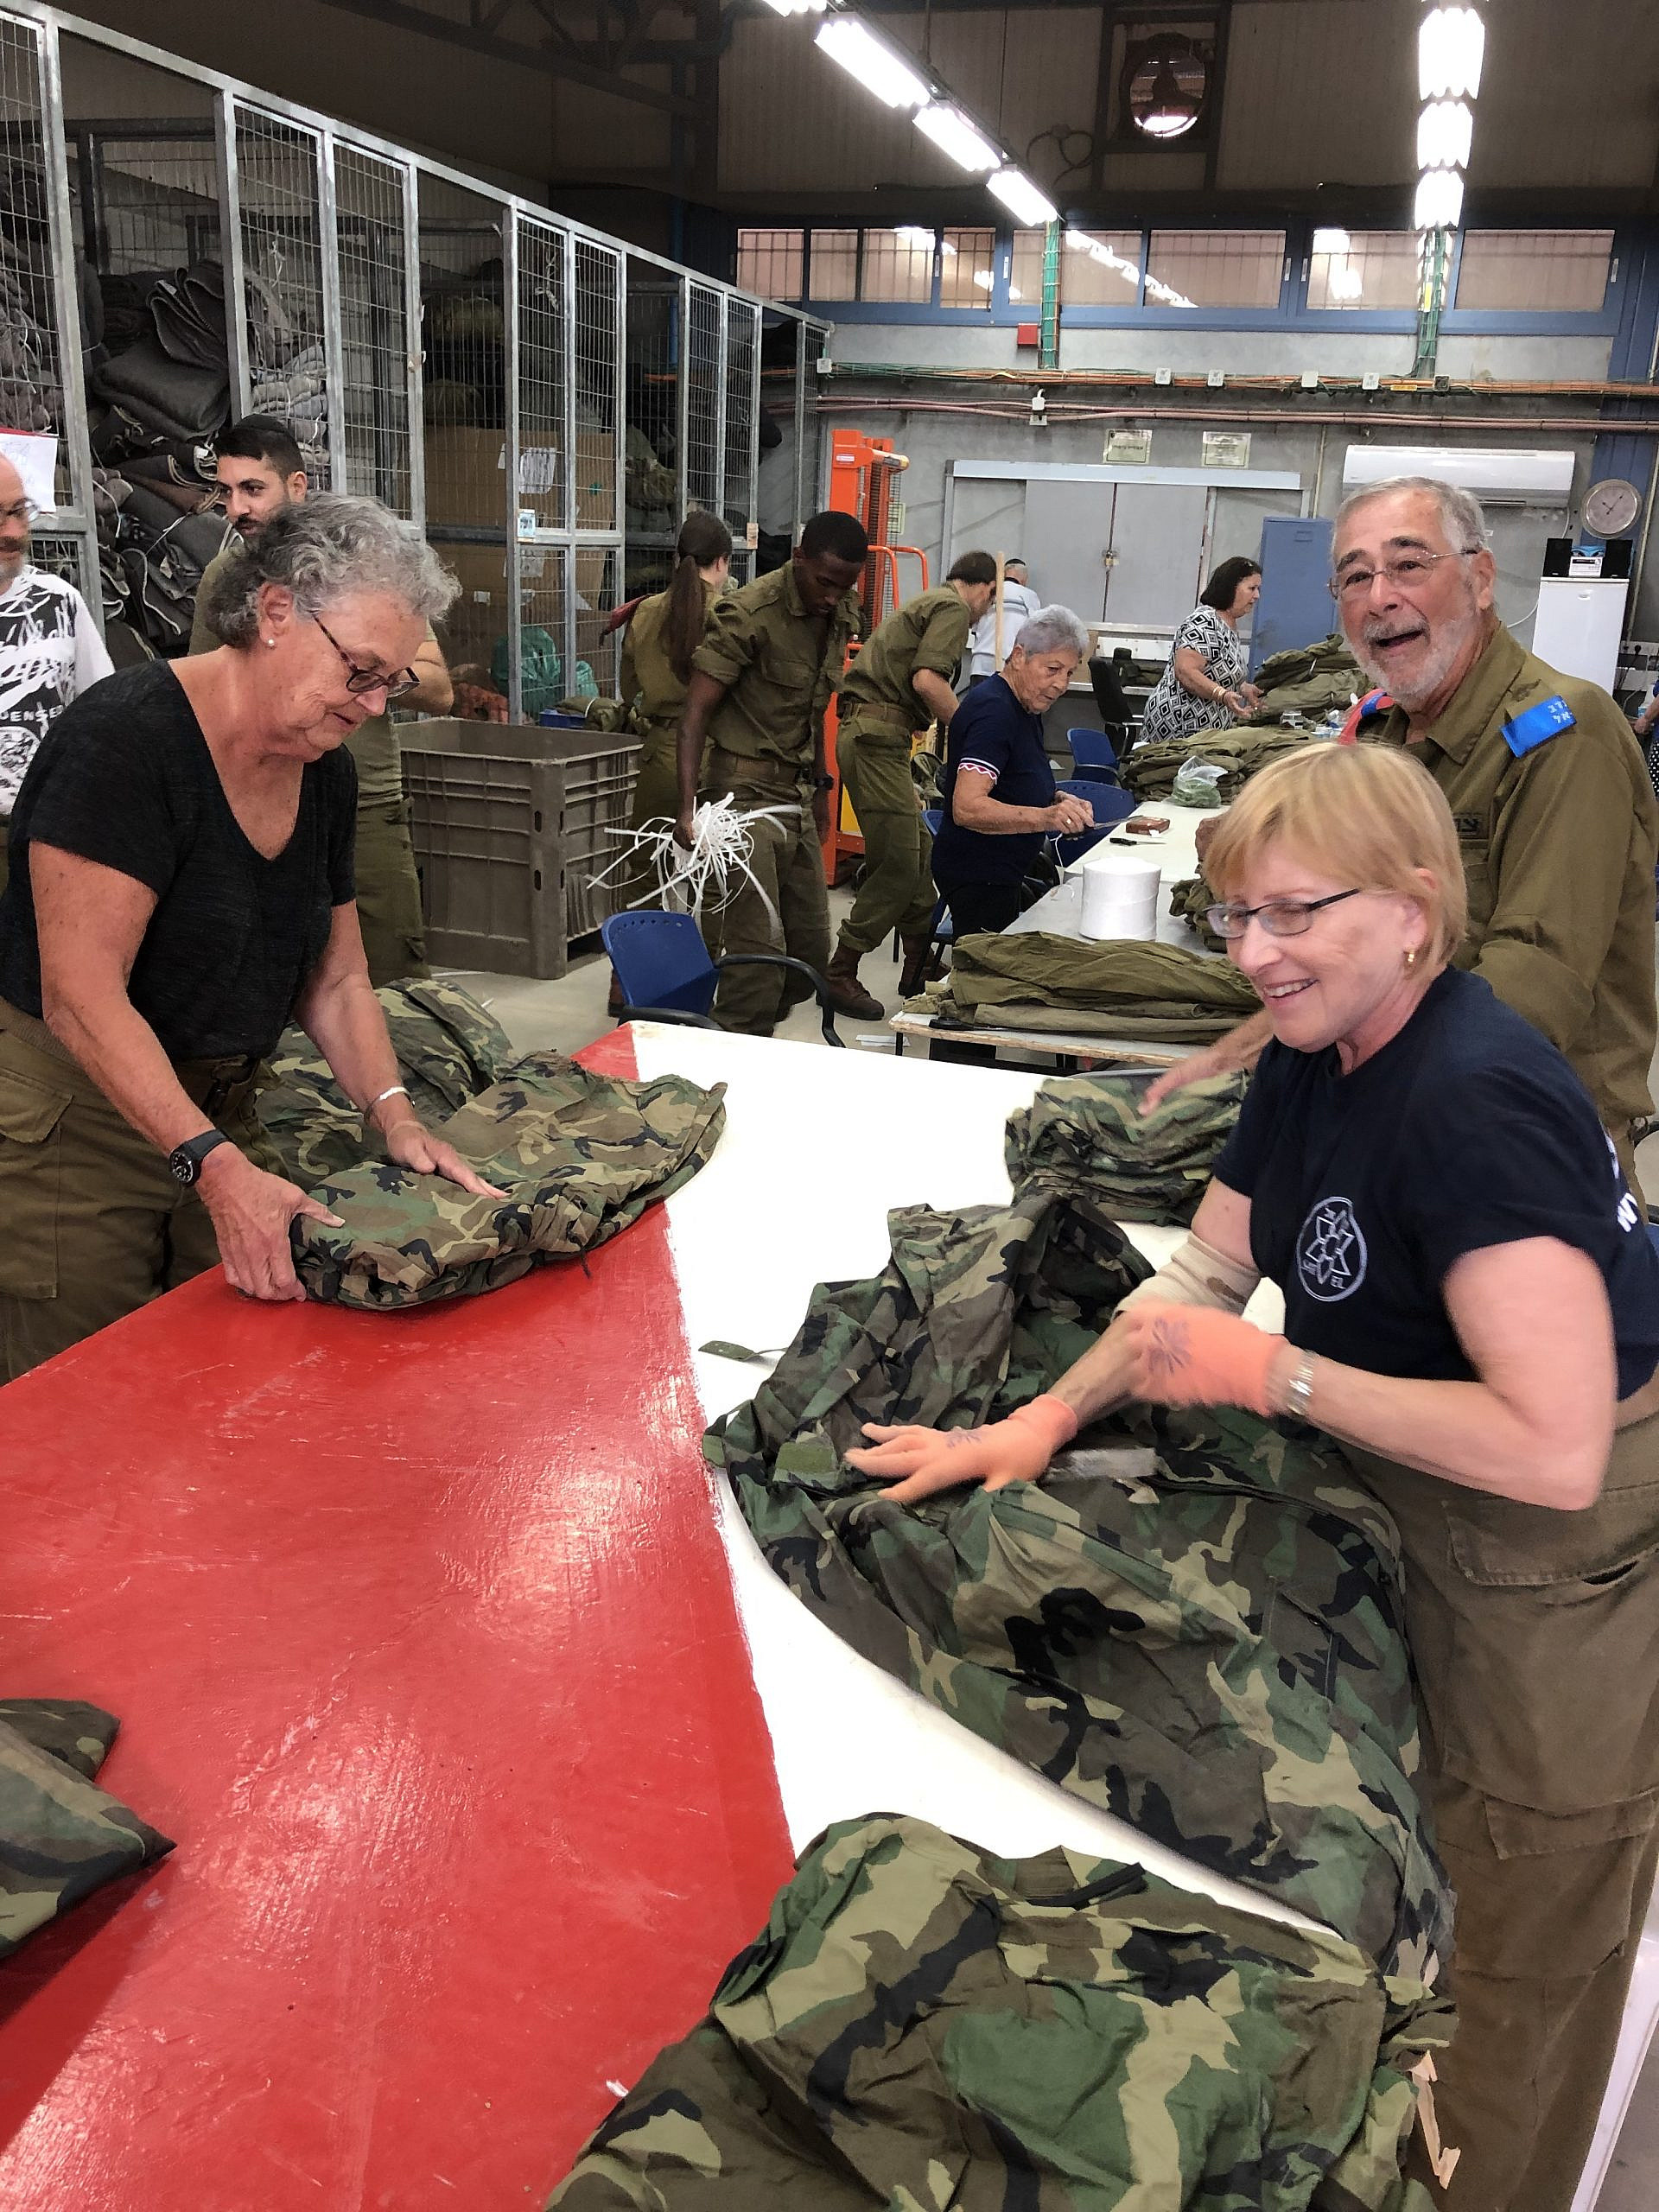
(930, 602), (1096, 938)
(0, 492), (500, 1380)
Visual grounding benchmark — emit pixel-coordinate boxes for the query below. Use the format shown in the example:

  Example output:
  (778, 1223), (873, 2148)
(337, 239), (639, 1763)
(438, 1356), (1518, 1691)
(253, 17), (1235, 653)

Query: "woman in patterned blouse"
(1139, 556), (1263, 749)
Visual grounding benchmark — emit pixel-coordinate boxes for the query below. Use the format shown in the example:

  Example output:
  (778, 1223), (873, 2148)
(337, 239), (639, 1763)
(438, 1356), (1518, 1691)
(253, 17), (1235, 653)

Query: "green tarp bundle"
(704, 1176), (1451, 1983)
(292, 1057), (726, 1309)
(1122, 727), (1313, 804)
(550, 1814), (1451, 2212)
(256, 977), (516, 1190)
(1007, 1068), (1246, 1224)
(934, 932), (1260, 1043)
(0, 1700), (173, 1956)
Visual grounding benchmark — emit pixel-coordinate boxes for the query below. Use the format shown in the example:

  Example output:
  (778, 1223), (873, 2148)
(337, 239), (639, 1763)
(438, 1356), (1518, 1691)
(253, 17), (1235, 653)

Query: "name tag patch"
(1452, 813), (1484, 838)
(1503, 695), (1576, 759)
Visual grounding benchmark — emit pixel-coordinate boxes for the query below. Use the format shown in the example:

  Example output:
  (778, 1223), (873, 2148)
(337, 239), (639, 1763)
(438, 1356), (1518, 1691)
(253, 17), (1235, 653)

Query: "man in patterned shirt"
(0, 452), (112, 899)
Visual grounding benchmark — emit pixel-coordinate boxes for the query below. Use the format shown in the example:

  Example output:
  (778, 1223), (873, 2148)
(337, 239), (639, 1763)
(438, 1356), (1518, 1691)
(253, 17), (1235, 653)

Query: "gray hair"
(1334, 474), (1490, 556)
(1010, 603), (1090, 661)
(202, 491), (459, 648)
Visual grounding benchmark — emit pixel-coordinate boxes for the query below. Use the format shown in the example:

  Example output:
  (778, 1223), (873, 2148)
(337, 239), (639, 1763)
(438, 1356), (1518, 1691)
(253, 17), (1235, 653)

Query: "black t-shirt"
(1214, 967), (1659, 1398)
(931, 672), (1056, 887)
(0, 659), (356, 1060)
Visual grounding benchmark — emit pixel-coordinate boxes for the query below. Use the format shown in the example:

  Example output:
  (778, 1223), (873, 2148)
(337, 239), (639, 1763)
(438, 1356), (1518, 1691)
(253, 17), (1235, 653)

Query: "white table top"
(628, 1022), (1303, 1932)
(1009, 799), (1212, 950)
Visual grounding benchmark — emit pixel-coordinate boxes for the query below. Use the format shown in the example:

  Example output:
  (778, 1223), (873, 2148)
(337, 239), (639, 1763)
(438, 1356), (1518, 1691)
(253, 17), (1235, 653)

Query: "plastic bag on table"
(1170, 757), (1229, 809)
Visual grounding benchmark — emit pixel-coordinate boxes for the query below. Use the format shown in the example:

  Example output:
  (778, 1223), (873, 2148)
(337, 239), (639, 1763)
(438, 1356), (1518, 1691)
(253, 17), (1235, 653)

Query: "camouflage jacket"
(0, 1699), (173, 1956)
(293, 1055), (726, 1309)
(705, 1184), (1451, 1982)
(1006, 1068), (1245, 1224)
(257, 977), (517, 1190)
(550, 1813), (1452, 2211)
(934, 932), (1260, 1042)
(1122, 727), (1313, 803)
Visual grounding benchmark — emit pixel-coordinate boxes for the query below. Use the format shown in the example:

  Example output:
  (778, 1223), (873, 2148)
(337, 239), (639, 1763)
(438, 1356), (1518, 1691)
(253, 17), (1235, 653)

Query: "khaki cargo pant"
(835, 712), (937, 958)
(701, 750), (830, 1038)
(613, 720), (694, 918)
(353, 796), (429, 989)
(0, 999), (264, 1383)
(1348, 1405), (1659, 2212)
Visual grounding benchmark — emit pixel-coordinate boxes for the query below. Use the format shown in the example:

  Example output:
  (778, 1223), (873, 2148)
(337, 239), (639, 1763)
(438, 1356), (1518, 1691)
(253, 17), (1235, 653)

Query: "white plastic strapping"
(589, 794), (802, 929)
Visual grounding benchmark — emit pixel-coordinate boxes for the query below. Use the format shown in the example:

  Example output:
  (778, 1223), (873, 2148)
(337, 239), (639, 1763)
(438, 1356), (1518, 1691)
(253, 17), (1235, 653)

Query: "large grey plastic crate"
(398, 720), (640, 977)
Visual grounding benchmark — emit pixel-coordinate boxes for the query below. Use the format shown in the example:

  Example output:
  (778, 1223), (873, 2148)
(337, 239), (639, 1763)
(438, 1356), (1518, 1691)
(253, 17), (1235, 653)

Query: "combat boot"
(823, 943), (884, 1020)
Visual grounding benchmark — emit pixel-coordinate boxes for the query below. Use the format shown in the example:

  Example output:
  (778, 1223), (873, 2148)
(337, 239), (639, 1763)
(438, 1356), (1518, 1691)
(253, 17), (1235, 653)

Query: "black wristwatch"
(168, 1129), (232, 1185)
(813, 773), (836, 791)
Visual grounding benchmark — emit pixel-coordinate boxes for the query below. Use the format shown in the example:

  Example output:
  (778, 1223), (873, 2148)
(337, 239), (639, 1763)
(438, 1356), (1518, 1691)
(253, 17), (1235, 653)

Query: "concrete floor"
(448, 902), (1659, 2211)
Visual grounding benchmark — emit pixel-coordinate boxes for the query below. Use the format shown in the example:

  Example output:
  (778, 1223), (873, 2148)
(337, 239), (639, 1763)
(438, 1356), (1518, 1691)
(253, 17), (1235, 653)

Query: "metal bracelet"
(367, 1082), (410, 1114)
(1283, 1352), (1316, 1421)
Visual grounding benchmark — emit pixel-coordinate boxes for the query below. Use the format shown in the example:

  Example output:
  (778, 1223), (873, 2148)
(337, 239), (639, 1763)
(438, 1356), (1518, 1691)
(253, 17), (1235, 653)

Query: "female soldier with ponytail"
(613, 512), (734, 931)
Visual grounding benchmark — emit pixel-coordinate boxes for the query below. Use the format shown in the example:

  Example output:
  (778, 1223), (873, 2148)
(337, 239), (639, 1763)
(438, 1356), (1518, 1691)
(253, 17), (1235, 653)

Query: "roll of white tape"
(1077, 850), (1161, 942)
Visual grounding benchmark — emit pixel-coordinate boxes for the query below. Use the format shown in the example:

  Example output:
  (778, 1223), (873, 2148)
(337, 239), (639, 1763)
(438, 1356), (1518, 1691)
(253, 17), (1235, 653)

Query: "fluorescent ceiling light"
(893, 226), (935, 249)
(1313, 227), (1353, 256)
(813, 16), (931, 108)
(1414, 168), (1465, 232)
(988, 167), (1058, 226)
(759, 0), (828, 13)
(913, 100), (1001, 172)
(1417, 98), (1473, 171)
(1420, 6), (1484, 100)
(1331, 266), (1365, 302)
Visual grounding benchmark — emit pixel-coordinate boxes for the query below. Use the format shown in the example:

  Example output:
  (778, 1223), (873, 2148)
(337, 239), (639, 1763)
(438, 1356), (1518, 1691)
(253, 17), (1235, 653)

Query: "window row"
(735, 225), (1617, 317)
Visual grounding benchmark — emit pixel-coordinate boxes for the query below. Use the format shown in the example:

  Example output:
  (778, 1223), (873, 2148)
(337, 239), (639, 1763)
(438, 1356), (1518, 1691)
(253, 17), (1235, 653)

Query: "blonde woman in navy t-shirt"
(852, 741), (1659, 2212)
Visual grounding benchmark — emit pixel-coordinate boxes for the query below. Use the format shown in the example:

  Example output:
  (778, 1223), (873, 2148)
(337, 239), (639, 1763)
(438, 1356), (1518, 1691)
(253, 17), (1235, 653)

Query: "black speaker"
(1604, 537), (1634, 581)
(1542, 537), (1573, 577)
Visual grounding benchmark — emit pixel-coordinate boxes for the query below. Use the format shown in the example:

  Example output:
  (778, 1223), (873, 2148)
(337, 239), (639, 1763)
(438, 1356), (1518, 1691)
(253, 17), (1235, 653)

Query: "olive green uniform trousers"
(835, 710), (937, 957)
(353, 796), (429, 989)
(0, 1000), (264, 1382)
(1349, 1407), (1659, 2212)
(701, 749), (830, 1037)
(613, 719), (684, 917)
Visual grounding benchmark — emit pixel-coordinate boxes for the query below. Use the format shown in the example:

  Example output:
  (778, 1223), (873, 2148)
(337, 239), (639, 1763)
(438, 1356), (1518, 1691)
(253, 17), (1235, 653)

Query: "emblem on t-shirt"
(1296, 1196), (1368, 1302)
(1606, 1135), (1642, 1235)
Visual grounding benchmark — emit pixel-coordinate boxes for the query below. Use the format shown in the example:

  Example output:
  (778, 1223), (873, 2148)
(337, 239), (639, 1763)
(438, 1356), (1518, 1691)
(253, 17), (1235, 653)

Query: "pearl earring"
(1404, 948), (1419, 970)
(264, 636), (276, 649)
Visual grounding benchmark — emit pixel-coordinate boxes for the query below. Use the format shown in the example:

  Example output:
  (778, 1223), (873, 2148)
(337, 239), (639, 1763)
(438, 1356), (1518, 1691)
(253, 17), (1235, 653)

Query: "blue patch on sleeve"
(1503, 695), (1577, 759)
(1361, 690), (1388, 715)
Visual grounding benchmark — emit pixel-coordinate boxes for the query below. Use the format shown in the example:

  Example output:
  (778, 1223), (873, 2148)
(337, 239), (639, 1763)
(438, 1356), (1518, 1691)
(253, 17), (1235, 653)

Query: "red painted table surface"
(0, 1027), (792, 2209)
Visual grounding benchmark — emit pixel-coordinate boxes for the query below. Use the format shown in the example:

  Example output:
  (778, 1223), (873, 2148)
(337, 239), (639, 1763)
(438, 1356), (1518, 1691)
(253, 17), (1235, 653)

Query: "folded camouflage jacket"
(935, 932), (1260, 1042)
(1006, 1068), (1246, 1224)
(293, 1055), (726, 1309)
(0, 1699), (173, 1956)
(257, 978), (517, 1189)
(550, 1814), (1452, 2212)
(706, 1184), (1450, 1980)
(1122, 727), (1312, 803)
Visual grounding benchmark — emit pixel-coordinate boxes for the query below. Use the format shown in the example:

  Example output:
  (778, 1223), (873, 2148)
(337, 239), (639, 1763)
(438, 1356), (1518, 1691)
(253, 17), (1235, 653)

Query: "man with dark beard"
(1146, 475), (1658, 1198)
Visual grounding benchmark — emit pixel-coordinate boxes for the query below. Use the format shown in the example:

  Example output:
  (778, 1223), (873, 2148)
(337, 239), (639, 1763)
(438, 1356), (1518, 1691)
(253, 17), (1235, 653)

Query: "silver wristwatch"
(1283, 1352), (1316, 1421)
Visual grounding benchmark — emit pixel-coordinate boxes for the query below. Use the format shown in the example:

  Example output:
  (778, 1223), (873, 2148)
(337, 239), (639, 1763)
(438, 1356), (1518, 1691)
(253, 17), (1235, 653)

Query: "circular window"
(1126, 36), (1209, 141)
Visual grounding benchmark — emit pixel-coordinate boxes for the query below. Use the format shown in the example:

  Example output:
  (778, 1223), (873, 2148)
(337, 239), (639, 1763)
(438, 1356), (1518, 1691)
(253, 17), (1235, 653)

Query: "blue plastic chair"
(1066, 728), (1121, 785)
(1048, 782), (1138, 870)
(601, 909), (844, 1046)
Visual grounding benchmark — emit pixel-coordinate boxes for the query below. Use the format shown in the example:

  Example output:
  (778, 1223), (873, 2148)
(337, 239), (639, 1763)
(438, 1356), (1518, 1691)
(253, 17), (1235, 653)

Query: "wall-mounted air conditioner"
(1341, 446), (1576, 505)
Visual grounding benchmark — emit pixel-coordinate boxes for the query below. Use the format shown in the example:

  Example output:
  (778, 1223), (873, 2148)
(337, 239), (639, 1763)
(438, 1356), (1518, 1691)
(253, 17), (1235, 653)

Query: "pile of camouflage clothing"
(1006, 1067), (1245, 1223)
(1122, 724), (1314, 804)
(0, 1700), (172, 1956)
(1245, 632), (1366, 729)
(256, 980), (727, 1310)
(1169, 871), (1228, 951)
(550, 1815), (1453, 2212)
(928, 932), (1260, 1043)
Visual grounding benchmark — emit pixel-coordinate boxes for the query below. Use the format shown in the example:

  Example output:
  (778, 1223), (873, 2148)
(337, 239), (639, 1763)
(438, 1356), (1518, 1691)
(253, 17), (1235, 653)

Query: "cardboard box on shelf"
(423, 429), (510, 531)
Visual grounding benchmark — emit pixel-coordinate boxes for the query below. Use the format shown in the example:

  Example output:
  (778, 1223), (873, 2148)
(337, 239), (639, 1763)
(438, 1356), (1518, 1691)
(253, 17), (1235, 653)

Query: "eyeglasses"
(1205, 888), (1363, 939)
(313, 616), (418, 700)
(1329, 547), (1482, 603)
(0, 500), (38, 530)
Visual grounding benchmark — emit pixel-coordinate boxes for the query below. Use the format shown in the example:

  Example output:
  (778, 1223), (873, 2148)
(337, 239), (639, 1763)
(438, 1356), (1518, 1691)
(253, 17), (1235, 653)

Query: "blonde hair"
(1205, 742), (1468, 964)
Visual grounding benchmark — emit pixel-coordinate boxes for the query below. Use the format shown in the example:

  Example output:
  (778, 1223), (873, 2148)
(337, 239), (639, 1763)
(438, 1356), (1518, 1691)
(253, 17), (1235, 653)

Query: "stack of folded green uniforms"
(930, 931), (1259, 1042)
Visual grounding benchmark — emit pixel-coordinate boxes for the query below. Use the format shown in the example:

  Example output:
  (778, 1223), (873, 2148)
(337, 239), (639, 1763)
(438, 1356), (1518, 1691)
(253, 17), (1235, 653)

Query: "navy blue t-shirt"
(1214, 967), (1659, 1398)
(931, 673), (1056, 888)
